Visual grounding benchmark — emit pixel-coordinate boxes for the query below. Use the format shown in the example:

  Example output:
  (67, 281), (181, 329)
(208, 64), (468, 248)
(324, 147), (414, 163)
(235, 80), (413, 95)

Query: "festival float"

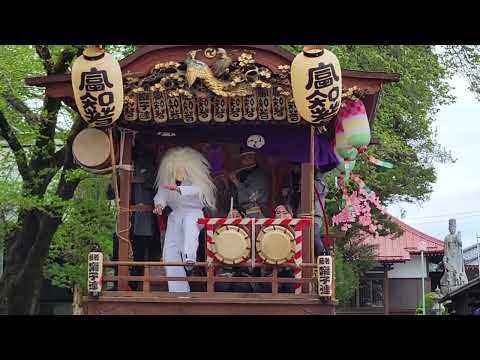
(25, 45), (400, 315)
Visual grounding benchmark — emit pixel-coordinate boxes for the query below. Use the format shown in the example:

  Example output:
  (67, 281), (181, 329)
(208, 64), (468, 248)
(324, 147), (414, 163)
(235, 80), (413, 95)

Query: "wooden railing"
(101, 261), (320, 297)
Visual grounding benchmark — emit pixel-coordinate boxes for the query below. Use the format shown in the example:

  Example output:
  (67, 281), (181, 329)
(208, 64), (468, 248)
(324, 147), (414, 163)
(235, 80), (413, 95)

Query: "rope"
(113, 127), (137, 260)
(314, 183), (331, 249)
(108, 128), (120, 210)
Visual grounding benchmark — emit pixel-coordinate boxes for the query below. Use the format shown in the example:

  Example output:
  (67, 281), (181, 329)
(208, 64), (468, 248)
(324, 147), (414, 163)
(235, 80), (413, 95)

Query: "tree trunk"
(0, 210), (62, 315)
(72, 283), (84, 315)
(0, 152), (80, 314)
(0, 46), (85, 315)
(0, 236), (4, 280)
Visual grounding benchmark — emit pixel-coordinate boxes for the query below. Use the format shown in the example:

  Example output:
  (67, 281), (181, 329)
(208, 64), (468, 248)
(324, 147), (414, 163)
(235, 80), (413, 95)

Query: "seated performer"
(153, 147), (216, 293)
(228, 145), (271, 218)
(279, 163), (301, 216)
(281, 165), (329, 256)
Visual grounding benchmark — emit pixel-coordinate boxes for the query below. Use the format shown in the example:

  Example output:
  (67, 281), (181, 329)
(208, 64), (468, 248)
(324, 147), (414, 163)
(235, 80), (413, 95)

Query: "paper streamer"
(368, 156), (393, 169)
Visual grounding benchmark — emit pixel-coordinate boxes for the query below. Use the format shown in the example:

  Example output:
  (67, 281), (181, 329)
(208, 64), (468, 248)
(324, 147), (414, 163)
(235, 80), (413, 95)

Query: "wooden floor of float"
(84, 292), (336, 315)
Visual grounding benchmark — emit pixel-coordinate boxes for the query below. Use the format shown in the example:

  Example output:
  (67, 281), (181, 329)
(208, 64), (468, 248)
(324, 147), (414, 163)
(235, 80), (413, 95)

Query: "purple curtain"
(155, 125), (339, 171)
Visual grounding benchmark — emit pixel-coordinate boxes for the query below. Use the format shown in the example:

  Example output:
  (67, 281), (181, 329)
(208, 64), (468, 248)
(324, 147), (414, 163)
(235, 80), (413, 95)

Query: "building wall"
(388, 278), (431, 312)
(388, 255), (427, 279)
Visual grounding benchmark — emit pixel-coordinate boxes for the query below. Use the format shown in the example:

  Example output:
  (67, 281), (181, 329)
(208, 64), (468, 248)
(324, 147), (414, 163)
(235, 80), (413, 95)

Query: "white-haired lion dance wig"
(154, 146), (216, 293)
(155, 146), (216, 210)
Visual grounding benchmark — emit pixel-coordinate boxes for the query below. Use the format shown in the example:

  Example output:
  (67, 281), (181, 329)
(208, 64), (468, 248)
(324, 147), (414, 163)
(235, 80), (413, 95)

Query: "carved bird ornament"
(184, 50), (253, 97)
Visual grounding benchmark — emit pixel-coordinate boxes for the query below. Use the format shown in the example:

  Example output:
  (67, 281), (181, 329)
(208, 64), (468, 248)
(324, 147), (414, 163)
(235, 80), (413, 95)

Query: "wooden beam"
(103, 275), (313, 284)
(369, 137), (382, 146)
(24, 45), (400, 106)
(117, 132), (133, 291)
(300, 126), (315, 294)
(103, 261), (318, 268)
(363, 91), (381, 129)
(384, 264), (390, 315)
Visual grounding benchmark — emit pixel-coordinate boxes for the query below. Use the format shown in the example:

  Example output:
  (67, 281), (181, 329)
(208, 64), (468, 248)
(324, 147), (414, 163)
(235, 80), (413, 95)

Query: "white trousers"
(162, 209), (203, 292)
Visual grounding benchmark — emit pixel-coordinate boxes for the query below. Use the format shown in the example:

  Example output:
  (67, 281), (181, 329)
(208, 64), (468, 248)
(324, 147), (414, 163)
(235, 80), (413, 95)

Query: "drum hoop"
(256, 225), (296, 264)
(212, 225), (251, 264)
(72, 128), (111, 168)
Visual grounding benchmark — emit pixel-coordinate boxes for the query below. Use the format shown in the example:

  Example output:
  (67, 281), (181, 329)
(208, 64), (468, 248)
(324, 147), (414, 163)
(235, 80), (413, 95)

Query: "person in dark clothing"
(108, 145), (162, 291)
(129, 146), (159, 290)
(280, 164), (329, 256)
(279, 163), (301, 216)
(228, 146), (271, 218)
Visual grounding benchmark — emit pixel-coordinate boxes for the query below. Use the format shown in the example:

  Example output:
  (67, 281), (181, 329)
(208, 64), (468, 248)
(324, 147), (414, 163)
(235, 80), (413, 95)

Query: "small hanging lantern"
(334, 112), (358, 161)
(71, 46), (124, 127)
(290, 45), (342, 126)
(335, 124), (358, 161)
(338, 99), (371, 150)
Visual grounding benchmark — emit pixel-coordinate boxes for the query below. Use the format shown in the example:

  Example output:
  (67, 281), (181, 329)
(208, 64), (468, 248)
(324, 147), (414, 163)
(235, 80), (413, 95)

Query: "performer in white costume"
(153, 147), (216, 292)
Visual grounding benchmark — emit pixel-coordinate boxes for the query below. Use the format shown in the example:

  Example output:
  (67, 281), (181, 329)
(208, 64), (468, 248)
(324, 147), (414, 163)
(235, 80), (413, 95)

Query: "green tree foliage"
(0, 45), (135, 314)
(415, 292), (446, 315)
(334, 247), (358, 305)
(1, 45), (479, 313)
(45, 176), (114, 290)
(284, 45), (460, 204)
(283, 45), (480, 301)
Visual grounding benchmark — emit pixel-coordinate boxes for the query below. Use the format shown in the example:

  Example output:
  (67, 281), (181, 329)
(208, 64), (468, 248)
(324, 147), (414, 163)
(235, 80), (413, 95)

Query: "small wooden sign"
(124, 97), (138, 121)
(197, 95), (212, 122)
(88, 252), (104, 295)
(271, 88), (287, 121)
(317, 255), (332, 297)
(152, 91), (168, 123)
(243, 94), (258, 121)
(256, 87), (272, 121)
(166, 95), (182, 120)
(181, 95), (197, 123)
(228, 96), (243, 121)
(287, 100), (300, 124)
(137, 92), (152, 122)
(213, 96), (228, 122)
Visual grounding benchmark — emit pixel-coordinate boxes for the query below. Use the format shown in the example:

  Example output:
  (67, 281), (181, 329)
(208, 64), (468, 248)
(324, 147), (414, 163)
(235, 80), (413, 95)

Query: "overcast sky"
(388, 75), (480, 249)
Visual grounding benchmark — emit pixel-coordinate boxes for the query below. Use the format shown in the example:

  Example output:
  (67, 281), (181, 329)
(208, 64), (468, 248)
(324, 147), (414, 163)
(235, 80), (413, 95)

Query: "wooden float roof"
(25, 45), (401, 126)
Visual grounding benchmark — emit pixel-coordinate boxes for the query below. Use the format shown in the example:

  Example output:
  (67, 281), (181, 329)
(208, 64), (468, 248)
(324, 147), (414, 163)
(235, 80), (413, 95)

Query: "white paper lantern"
(72, 47), (124, 127)
(291, 45), (342, 126)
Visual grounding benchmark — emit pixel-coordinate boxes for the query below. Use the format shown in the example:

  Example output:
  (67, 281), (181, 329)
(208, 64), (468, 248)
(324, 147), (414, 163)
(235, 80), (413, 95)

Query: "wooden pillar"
(384, 264), (390, 315)
(117, 132), (133, 291)
(355, 285), (360, 309)
(0, 232), (3, 279)
(271, 161), (277, 210)
(300, 126), (315, 293)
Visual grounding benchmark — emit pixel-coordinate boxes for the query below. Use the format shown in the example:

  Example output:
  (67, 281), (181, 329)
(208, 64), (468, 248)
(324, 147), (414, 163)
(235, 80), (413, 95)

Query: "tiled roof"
(439, 277), (480, 302)
(463, 244), (480, 265)
(363, 216), (444, 263)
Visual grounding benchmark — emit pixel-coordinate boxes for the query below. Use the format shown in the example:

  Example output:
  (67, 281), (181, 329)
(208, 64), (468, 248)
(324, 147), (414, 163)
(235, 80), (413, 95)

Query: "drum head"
(212, 225), (250, 264)
(256, 225), (295, 264)
(72, 128), (111, 168)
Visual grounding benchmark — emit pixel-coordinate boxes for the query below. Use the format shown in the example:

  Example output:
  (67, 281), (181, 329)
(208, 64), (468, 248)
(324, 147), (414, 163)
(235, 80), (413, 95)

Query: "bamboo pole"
(108, 128), (119, 210)
(116, 132), (133, 291)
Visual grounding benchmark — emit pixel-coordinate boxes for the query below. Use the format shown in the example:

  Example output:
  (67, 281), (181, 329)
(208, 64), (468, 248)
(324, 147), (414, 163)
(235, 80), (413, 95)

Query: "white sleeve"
(177, 185), (200, 196)
(153, 188), (168, 208)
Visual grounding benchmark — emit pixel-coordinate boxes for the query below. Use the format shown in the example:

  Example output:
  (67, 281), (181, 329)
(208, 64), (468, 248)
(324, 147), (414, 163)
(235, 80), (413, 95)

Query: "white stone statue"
(440, 219), (468, 295)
